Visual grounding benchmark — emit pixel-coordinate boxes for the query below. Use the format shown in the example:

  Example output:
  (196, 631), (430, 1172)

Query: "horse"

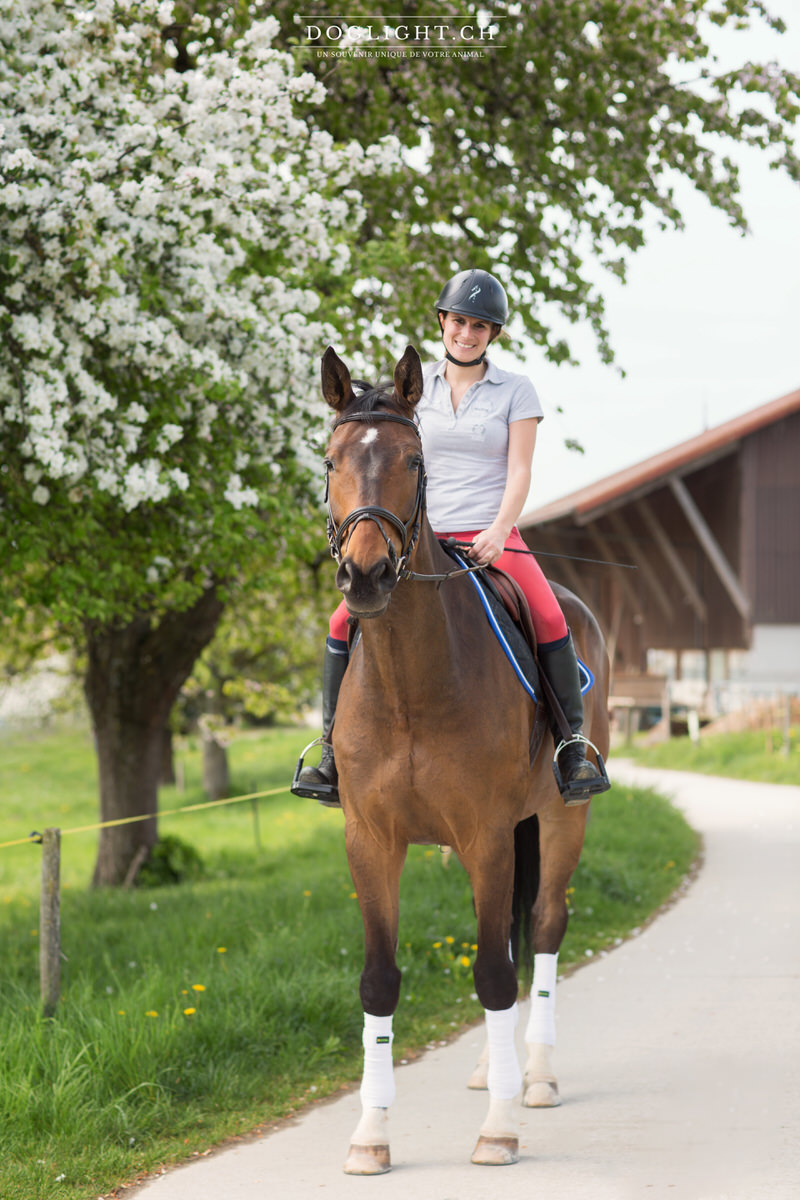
(319, 344), (610, 1173)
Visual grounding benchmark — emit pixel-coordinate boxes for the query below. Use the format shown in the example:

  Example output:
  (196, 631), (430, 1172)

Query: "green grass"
(623, 726), (799, 785)
(0, 727), (698, 1200)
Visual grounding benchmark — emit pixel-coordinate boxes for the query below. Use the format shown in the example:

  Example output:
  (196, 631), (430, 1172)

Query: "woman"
(294, 269), (609, 807)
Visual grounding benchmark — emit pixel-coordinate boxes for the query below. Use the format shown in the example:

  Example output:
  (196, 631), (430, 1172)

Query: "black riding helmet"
(434, 268), (509, 326)
(434, 269), (508, 365)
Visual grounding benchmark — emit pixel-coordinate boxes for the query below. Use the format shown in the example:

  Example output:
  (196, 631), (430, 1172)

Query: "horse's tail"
(510, 814), (540, 977)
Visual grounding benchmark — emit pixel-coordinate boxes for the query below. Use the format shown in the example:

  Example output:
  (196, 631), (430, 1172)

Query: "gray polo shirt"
(417, 357), (544, 530)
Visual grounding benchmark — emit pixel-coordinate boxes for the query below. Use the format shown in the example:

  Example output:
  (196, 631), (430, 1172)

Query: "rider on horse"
(294, 269), (611, 808)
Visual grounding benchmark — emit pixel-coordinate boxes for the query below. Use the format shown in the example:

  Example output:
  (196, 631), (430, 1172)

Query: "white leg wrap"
(484, 1003), (522, 1100)
(525, 952), (558, 1046)
(359, 1013), (395, 1110)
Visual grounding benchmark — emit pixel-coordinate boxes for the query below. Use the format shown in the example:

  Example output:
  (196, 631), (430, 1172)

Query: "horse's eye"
(409, 455), (423, 470)
(323, 458), (334, 472)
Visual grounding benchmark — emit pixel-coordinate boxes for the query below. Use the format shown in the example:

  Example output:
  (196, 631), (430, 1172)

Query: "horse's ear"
(393, 345), (424, 417)
(321, 347), (354, 413)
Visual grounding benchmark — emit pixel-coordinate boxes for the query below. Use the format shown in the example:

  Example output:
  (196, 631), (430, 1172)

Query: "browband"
(332, 411), (421, 437)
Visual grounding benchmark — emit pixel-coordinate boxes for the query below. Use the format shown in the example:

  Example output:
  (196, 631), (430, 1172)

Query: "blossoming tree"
(0, 0), (399, 884)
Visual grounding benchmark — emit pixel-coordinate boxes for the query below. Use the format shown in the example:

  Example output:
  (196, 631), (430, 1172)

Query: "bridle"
(325, 411), (428, 578)
(325, 408), (502, 585)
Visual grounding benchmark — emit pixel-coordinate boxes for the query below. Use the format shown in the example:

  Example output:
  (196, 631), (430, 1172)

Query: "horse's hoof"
(522, 1079), (560, 1108)
(467, 1061), (489, 1090)
(471, 1135), (519, 1165)
(343, 1143), (391, 1175)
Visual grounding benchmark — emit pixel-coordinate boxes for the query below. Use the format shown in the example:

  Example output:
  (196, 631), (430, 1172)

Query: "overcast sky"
(495, 2), (800, 512)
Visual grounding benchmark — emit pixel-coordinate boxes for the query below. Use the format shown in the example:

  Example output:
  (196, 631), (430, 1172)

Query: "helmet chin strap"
(444, 346), (486, 367)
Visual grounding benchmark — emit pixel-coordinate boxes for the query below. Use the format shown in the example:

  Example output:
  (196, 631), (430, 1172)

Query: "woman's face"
(440, 311), (494, 363)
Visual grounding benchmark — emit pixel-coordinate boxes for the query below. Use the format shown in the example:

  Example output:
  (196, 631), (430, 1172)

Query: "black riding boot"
(539, 634), (610, 806)
(291, 639), (348, 807)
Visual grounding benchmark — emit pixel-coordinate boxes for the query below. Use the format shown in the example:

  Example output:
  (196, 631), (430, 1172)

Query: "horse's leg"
(523, 951), (560, 1107)
(463, 839), (522, 1166)
(343, 824), (405, 1176)
(522, 806), (588, 1108)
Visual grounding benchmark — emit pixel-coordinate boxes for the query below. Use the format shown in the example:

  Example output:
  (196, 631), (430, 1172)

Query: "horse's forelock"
(337, 379), (401, 422)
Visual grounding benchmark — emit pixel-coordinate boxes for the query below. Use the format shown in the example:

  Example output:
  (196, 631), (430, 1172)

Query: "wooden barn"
(519, 387), (800, 718)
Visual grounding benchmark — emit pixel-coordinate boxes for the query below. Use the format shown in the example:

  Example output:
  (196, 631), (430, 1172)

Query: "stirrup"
(552, 734), (610, 806)
(290, 737), (341, 806)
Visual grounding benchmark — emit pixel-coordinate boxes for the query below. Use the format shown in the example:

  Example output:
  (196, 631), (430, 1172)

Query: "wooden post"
(40, 827), (61, 1018)
(251, 791), (262, 852)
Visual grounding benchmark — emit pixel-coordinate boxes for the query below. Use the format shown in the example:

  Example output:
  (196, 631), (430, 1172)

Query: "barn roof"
(521, 386), (800, 528)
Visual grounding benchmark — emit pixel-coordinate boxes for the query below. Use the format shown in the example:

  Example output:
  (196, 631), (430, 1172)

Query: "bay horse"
(319, 345), (610, 1173)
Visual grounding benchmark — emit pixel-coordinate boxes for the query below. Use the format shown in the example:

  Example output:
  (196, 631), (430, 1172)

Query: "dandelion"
(432, 941), (442, 949)
(665, 860), (675, 870)
(191, 984), (206, 992)
(145, 1010), (158, 1017)
(303, 889), (311, 897)
(30, 929), (38, 936)
(183, 1007), (196, 1016)
(445, 936), (454, 944)
(216, 946), (227, 953)
(349, 892), (357, 899)
(118, 1010), (126, 1016)
(459, 955), (471, 968)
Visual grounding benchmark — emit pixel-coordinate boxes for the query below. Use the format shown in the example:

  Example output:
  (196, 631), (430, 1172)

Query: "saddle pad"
(450, 552), (594, 703)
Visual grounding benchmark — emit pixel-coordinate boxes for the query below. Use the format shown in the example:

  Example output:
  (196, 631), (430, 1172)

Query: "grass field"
(0, 725), (698, 1200)
(624, 726), (799, 784)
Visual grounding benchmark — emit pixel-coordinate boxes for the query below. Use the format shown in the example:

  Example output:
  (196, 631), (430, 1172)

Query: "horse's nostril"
(371, 560), (397, 594)
(336, 560), (355, 592)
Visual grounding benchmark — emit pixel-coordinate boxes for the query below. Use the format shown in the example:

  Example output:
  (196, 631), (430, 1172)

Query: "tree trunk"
(202, 734), (229, 801)
(84, 587), (224, 887)
(159, 725), (177, 785)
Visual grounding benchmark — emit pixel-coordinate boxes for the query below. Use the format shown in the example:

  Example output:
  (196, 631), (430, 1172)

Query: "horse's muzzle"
(337, 556), (398, 617)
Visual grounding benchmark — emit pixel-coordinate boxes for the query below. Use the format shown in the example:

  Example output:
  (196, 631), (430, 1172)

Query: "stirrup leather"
(291, 737), (341, 806)
(552, 733), (610, 805)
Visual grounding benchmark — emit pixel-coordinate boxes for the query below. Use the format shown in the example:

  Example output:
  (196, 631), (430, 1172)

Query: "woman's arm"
(469, 418), (538, 565)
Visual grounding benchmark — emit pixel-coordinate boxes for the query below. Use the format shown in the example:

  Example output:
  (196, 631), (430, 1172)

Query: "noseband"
(325, 411), (427, 578)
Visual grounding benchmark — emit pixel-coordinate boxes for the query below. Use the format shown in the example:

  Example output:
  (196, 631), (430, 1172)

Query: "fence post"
(251, 790), (262, 852)
(40, 826), (61, 1018)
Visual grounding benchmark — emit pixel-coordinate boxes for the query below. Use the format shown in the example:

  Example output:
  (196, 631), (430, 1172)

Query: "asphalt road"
(132, 762), (800, 1200)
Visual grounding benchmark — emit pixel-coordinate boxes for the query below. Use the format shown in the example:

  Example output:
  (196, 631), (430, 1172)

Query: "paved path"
(133, 764), (800, 1200)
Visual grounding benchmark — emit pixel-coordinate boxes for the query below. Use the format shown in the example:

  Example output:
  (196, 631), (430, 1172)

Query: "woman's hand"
(468, 523), (509, 566)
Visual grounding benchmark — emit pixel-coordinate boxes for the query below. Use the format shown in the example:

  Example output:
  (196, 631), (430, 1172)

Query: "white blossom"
(0, 0), (401, 520)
